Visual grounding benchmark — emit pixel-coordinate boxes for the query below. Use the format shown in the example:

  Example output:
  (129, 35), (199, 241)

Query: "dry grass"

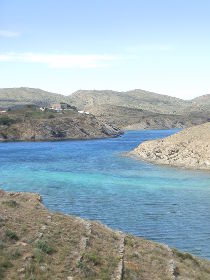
(0, 189), (210, 280)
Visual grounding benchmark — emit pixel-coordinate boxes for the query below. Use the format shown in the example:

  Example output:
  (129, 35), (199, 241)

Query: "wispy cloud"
(0, 30), (20, 38)
(0, 52), (117, 68)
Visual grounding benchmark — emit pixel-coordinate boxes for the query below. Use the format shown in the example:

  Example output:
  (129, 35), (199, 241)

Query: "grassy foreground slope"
(0, 189), (210, 280)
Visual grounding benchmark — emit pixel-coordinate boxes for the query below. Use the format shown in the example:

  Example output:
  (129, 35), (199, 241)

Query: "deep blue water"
(1, 130), (210, 259)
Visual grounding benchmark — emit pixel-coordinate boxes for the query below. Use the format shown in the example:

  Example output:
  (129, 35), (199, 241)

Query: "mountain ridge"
(0, 86), (208, 107)
(1, 87), (209, 130)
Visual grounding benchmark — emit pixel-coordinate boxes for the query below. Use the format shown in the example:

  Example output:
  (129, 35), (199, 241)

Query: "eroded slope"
(0, 190), (210, 279)
(130, 122), (210, 170)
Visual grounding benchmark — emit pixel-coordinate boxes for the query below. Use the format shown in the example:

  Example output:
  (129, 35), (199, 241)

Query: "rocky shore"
(130, 122), (210, 170)
(1, 189), (210, 279)
(0, 109), (122, 142)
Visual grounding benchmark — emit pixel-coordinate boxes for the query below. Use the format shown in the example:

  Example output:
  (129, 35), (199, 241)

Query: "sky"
(0, 0), (210, 99)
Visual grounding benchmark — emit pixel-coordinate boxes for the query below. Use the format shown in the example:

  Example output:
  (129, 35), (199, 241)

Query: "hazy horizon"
(1, 0), (210, 99)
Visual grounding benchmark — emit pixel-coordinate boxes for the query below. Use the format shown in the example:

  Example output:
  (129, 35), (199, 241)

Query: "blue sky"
(0, 0), (209, 98)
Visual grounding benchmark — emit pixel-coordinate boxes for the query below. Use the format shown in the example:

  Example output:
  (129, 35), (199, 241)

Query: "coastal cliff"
(0, 107), (122, 142)
(1, 189), (210, 279)
(130, 122), (210, 170)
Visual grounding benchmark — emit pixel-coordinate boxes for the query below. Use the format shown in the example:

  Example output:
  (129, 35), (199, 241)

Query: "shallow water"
(1, 129), (210, 259)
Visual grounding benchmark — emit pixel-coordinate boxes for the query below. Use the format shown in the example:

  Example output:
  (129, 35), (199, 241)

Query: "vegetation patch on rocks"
(0, 189), (210, 279)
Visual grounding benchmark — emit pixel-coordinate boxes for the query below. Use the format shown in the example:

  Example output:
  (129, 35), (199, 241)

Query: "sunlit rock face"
(131, 122), (210, 170)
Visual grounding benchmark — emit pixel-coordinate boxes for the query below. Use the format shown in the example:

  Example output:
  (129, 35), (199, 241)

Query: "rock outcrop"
(87, 104), (208, 130)
(0, 108), (122, 142)
(1, 189), (210, 279)
(130, 122), (210, 170)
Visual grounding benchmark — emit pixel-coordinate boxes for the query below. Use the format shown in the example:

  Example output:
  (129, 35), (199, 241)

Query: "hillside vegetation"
(86, 104), (208, 130)
(0, 106), (121, 142)
(0, 88), (69, 108)
(69, 89), (192, 114)
(1, 189), (210, 280)
(1, 87), (210, 130)
(193, 94), (210, 105)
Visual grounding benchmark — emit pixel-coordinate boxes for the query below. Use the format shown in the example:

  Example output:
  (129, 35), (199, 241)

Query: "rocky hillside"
(192, 94), (210, 106)
(69, 89), (193, 115)
(130, 122), (210, 170)
(69, 90), (210, 129)
(0, 106), (121, 142)
(87, 104), (209, 130)
(1, 87), (206, 115)
(1, 189), (210, 280)
(0, 87), (69, 108)
(1, 87), (210, 130)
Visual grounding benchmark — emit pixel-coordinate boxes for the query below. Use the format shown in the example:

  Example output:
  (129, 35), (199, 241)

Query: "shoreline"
(0, 126), (183, 144)
(1, 188), (210, 279)
(128, 123), (210, 171)
(0, 131), (124, 143)
(127, 151), (210, 172)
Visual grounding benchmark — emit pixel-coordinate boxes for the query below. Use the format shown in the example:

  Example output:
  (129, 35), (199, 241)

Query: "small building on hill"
(0, 108), (7, 114)
(51, 102), (71, 111)
(39, 107), (46, 112)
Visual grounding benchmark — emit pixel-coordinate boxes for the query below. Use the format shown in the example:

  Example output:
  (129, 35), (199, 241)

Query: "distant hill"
(87, 104), (208, 130)
(69, 89), (193, 114)
(192, 94), (210, 109)
(68, 89), (210, 128)
(1, 87), (209, 130)
(0, 87), (69, 108)
(1, 87), (208, 114)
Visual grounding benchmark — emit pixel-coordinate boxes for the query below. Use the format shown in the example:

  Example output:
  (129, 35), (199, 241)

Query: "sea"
(1, 129), (210, 259)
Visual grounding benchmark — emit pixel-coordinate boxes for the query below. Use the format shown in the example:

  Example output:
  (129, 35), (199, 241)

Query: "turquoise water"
(1, 130), (210, 259)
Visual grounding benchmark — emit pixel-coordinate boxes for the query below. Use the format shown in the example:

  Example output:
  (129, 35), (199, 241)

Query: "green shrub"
(6, 230), (19, 241)
(2, 200), (18, 208)
(33, 249), (44, 263)
(36, 240), (55, 255)
(10, 249), (21, 259)
(0, 257), (12, 269)
(0, 116), (16, 126)
(125, 235), (135, 247)
(0, 256), (13, 278)
(24, 112), (32, 118)
(86, 252), (102, 266)
(173, 249), (200, 266)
